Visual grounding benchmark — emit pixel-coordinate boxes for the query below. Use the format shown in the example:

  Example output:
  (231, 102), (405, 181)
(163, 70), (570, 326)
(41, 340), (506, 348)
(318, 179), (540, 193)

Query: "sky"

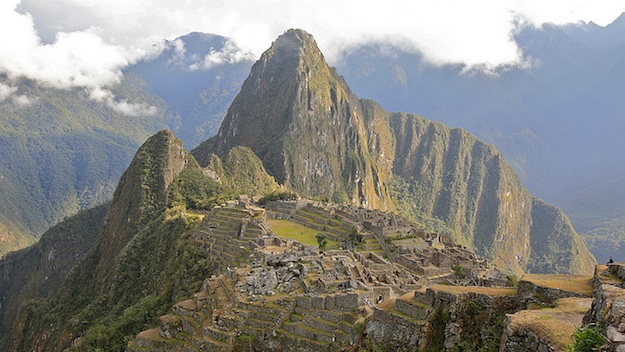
(0, 0), (624, 113)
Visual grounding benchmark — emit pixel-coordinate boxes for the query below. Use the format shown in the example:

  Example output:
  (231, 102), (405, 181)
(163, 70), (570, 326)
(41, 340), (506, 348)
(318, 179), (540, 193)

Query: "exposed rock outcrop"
(192, 29), (595, 275)
(584, 263), (625, 351)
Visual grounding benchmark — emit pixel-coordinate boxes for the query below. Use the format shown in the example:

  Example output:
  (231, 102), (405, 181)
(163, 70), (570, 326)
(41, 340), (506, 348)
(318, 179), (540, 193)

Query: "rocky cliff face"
(384, 111), (532, 272)
(7, 130), (197, 351)
(193, 29), (393, 210)
(95, 130), (190, 282)
(193, 29), (594, 275)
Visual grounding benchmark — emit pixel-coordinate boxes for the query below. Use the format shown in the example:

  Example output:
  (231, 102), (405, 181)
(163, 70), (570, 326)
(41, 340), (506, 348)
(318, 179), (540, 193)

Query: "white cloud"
(3, 0), (624, 93)
(89, 87), (158, 117)
(0, 83), (17, 101)
(188, 40), (256, 71)
(166, 39), (186, 66)
(0, 0), (130, 89)
(0, 0), (158, 115)
(12, 94), (36, 107)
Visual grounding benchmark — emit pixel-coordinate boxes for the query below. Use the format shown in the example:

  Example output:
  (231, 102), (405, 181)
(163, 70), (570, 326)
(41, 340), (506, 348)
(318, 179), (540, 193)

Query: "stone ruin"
(127, 196), (513, 351)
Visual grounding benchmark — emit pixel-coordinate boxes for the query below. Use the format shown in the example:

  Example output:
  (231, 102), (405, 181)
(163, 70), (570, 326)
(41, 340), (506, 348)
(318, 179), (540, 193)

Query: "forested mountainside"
(334, 15), (625, 264)
(0, 76), (167, 256)
(0, 32), (252, 256)
(558, 170), (625, 263)
(125, 32), (254, 148)
(194, 29), (595, 275)
(4, 130), (278, 351)
(336, 14), (625, 203)
(0, 203), (108, 345)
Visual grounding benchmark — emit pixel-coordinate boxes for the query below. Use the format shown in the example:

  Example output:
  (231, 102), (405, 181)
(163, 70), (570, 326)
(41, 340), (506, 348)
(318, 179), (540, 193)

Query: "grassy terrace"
(183, 208), (206, 221)
(521, 274), (594, 296)
(429, 284), (517, 296)
(508, 297), (592, 351)
(267, 219), (339, 248)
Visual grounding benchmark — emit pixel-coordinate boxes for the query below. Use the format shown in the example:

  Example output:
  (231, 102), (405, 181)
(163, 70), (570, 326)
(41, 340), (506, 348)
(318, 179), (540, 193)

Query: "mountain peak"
(192, 30), (595, 275)
(255, 28), (326, 77)
(269, 28), (319, 56)
(193, 28), (392, 209)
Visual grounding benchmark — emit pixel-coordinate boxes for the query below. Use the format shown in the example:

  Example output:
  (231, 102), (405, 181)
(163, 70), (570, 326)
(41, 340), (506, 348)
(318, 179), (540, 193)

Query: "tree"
(452, 264), (465, 279)
(348, 228), (363, 246)
(316, 233), (328, 253)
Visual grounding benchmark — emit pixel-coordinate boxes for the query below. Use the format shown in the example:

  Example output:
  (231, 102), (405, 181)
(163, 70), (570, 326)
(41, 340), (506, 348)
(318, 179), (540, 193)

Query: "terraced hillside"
(128, 198), (515, 351)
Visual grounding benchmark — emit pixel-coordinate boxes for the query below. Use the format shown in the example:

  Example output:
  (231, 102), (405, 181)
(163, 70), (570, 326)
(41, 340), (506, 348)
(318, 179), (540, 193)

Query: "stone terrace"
(128, 198), (512, 351)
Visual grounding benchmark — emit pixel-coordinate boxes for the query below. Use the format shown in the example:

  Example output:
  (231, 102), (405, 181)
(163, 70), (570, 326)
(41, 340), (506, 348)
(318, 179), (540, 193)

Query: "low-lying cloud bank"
(1, 0), (623, 113)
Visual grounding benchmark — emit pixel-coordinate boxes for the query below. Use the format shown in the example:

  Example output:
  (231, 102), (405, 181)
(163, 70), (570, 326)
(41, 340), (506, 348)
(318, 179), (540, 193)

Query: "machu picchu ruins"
(126, 196), (625, 351)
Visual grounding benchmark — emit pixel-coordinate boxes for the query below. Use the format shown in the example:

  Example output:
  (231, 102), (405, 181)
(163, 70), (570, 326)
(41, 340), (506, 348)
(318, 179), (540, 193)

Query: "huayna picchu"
(0, 29), (607, 351)
(193, 29), (595, 275)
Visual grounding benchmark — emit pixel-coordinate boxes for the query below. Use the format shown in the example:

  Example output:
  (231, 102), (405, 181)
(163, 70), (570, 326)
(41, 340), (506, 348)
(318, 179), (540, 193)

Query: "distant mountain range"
(1, 14), (624, 265)
(1, 30), (596, 351)
(0, 33), (252, 256)
(125, 32), (254, 148)
(333, 13), (625, 262)
(336, 13), (625, 203)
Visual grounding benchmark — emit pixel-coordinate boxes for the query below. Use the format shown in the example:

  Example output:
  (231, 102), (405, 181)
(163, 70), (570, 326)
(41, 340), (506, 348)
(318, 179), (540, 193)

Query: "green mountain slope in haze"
(6, 130), (278, 351)
(0, 203), (108, 345)
(559, 171), (625, 263)
(0, 32), (253, 257)
(0, 77), (168, 256)
(194, 29), (595, 275)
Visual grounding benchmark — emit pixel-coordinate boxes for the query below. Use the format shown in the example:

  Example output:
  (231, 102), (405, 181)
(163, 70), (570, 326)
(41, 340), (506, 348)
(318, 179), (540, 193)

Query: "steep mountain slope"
(126, 32), (254, 148)
(336, 14), (625, 203)
(193, 29), (394, 210)
(194, 29), (595, 275)
(334, 15), (625, 262)
(0, 203), (108, 344)
(0, 76), (168, 256)
(0, 32), (252, 258)
(6, 130), (278, 351)
(558, 170), (625, 263)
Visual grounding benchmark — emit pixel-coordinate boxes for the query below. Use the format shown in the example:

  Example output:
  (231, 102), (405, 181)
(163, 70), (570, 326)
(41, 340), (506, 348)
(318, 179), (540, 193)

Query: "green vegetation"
(559, 174), (625, 263)
(449, 299), (510, 352)
(0, 77), (167, 256)
(257, 191), (299, 205)
(452, 264), (465, 279)
(266, 219), (337, 248)
(169, 166), (230, 209)
(389, 176), (464, 244)
(567, 325), (606, 352)
(233, 333), (258, 352)
(316, 233), (328, 253)
(0, 203), (109, 346)
(5, 131), (238, 351)
(351, 320), (366, 336)
(528, 199), (597, 274)
(343, 228), (363, 249)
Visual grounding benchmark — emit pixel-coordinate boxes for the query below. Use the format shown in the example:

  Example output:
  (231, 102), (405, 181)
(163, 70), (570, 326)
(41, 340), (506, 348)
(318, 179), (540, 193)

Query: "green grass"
(267, 219), (338, 248)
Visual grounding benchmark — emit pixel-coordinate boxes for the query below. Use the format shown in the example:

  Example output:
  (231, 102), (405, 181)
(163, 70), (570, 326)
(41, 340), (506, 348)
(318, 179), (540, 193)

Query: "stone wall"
(583, 264), (625, 351)
(365, 308), (426, 351)
(517, 279), (587, 307)
(500, 320), (556, 352)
